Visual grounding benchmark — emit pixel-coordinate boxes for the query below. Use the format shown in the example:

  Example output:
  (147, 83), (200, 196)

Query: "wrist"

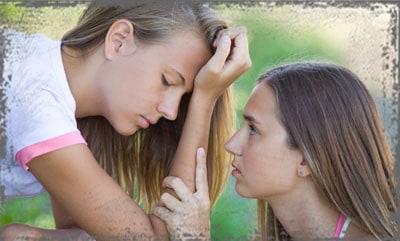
(190, 89), (218, 109)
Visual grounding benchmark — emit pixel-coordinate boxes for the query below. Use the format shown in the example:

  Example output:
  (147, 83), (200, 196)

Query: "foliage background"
(1, 1), (398, 240)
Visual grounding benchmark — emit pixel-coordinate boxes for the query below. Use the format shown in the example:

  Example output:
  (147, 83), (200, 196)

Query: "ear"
(296, 159), (311, 178)
(104, 19), (136, 60)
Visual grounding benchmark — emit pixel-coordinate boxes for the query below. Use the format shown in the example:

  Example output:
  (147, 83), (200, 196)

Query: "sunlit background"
(0, 1), (398, 240)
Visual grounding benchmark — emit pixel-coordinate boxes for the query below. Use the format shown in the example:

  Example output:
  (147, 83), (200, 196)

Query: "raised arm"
(150, 26), (250, 239)
(167, 27), (250, 193)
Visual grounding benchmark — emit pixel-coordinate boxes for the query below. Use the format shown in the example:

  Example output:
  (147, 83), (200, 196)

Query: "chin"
(235, 183), (258, 199)
(115, 126), (139, 136)
(103, 114), (139, 136)
(235, 184), (248, 198)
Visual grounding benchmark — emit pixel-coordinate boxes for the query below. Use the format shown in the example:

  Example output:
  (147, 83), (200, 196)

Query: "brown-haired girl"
(155, 62), (397, 241)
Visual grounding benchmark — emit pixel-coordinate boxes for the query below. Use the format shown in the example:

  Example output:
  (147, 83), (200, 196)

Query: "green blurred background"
(1, 1), (397, 240)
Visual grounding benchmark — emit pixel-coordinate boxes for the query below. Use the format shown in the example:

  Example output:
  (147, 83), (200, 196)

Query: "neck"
(61, 45), (104, 118)
(267, 182), (340, 240)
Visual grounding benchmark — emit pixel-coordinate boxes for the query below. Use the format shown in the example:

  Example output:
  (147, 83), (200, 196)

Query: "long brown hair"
(256, 62), (397, 240)
(62, 0), (234, 211)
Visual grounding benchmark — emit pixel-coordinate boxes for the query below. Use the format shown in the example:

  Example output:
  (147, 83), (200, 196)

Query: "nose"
(224, 129), (244, 156)
(157, 95), (180, 120)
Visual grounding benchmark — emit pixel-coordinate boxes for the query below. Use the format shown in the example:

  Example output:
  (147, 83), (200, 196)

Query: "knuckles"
(169, 176), (183, 187)
(242, 58), (252, 71)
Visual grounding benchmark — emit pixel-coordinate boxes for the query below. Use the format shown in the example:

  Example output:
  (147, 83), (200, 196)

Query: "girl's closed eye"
(162, 74), (171, 86)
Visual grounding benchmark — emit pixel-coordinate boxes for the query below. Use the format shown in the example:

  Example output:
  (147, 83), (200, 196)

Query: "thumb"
(196, 147), (209, 196)
(207, 35), (231, 71)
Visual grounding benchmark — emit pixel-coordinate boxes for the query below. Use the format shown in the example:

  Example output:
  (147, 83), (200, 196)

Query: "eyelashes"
(249, 124), (258, 135)
(161, 74), (170, 86)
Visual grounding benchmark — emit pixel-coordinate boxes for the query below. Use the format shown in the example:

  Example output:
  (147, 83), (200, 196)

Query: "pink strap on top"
(334, 213), (344, 238)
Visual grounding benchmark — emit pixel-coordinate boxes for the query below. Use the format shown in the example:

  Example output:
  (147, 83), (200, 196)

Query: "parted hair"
(61, 0), (234, 211)
(256, 62), (397, 241)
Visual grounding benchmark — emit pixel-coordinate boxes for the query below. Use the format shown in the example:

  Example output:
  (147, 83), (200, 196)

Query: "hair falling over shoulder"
(255, 62), (398, 241)
(66, 0), (233, 212)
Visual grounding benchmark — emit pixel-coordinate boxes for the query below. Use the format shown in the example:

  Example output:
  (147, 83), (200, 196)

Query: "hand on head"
(193, 27), (251, 102)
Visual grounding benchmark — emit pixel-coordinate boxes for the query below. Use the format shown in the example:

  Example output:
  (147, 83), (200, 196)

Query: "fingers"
(153, 205), (172, 222)
(195, 148), (209, 197)
(160, 192), (182, 212)
(213, 27), (246, 49)
(207, 27), (248, 72)
(211, 26), (251, 78)
(224, 27), (251, 72)
(230, 29), (251, 65)
(162, 176), (192, 202)
(207, 35), (232, 72)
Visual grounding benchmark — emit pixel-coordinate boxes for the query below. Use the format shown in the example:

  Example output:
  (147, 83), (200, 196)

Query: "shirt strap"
(334, 213), (345, 238)
(339, 217), (352, 238)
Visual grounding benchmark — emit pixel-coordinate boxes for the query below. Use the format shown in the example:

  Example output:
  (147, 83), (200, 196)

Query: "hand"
(153, 148), (211, 241)
(193, 27), (251, 102)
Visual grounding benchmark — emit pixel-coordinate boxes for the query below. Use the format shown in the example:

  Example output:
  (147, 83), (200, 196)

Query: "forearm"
(169, 92), (217, 191)
(28, 146), (159, 241)
(51, 195), (77, 229)
(0, 223), (94, 241)
(149, 92), (216, 239)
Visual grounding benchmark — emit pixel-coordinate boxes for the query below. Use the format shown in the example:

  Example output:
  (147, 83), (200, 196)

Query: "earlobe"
(104, 19), (136, 60)
(297, 159), (311, 177)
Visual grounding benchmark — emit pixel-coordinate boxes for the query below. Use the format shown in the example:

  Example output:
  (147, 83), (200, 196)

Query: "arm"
(149, 27), (250, 237)
(27, 145), (157, 240)
(153, 148), (212, 241)
(22, 28), (249, 241)
(166, 27), (251, 193)
(50, 195), (75, 229)
(0, 223), (94, 241)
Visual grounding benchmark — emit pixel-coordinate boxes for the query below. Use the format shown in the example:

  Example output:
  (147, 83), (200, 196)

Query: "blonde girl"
(0, 0), (251, 240)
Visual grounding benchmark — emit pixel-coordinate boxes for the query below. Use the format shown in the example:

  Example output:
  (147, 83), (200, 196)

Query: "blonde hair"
(62, 0), (233, 211)
(256, 62), (397, 240)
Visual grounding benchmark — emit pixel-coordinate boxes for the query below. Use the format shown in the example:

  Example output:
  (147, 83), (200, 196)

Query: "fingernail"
(221, 35), (230, 43)
(198, 147), (206, 158)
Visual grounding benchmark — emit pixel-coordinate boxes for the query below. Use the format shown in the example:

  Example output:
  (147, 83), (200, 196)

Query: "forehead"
(245, 84), (276, 116)
(158, 32), (211, 89)
(245, 83), (290, 139)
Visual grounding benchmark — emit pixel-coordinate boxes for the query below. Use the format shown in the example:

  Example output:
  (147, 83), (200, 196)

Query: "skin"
(154, 84), (377, 241)
(225, 84), (304, 200)
(156, 148), (211, 241)
(0, 19), (251, 241)
(67, 20), (210, 135)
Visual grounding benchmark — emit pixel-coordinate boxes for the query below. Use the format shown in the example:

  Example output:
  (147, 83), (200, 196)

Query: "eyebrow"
(172, 68), (186, 86)
(243, 114), (261, 125)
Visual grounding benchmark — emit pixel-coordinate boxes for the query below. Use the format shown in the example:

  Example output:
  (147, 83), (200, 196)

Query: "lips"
(231, 161), (242, 177)
(140, 116), (159, 128)
(147, 118), (158, 125)
(139, 116), (150, 128)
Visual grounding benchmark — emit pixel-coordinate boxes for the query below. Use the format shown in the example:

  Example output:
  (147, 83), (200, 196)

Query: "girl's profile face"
(98, 32), (211, 136)
(224, 83), (303, 202)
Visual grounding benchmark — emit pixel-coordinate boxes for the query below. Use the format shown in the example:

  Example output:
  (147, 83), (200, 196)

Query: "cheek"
(241, 145), (269, 179)
(242, 143), (297, 184)
(132, 80), (163, 105)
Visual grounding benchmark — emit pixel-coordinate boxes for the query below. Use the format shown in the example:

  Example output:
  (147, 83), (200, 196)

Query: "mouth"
(139, 116), (159, 128)
(231, 161), (242, 177)
(148, 118), (158, 125)
(139, 116), (150, 128)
